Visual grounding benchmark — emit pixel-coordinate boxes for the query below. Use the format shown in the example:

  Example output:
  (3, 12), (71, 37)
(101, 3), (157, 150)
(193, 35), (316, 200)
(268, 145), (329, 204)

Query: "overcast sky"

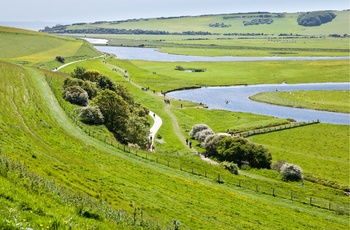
(1, 0), (349, 23)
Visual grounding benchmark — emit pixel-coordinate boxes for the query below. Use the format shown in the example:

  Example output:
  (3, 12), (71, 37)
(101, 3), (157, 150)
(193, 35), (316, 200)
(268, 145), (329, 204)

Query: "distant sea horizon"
(0, 21), (72, 31)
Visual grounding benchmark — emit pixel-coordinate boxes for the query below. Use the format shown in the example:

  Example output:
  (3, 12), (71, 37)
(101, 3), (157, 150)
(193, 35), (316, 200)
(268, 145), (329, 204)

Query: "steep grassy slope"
(0, 60), (349, 229)
(0, 26), (101, 69)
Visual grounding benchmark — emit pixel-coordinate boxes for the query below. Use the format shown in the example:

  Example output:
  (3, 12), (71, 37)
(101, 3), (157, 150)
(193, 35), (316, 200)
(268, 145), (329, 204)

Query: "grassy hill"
(58, 11), (349, 35)
(0, 21), (349, 230)
(0, 26), (101, 69)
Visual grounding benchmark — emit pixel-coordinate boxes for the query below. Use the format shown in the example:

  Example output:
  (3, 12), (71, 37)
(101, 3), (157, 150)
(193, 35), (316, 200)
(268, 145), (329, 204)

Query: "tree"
(126, 109), (150, 148)
(96, 75), (117, 91)
(297, 11), (336, 27)
(216, 137), (272, 169)
(203, 133), (230, 156)
(92, 90), (130, 143)
(71, 66), (86, 79)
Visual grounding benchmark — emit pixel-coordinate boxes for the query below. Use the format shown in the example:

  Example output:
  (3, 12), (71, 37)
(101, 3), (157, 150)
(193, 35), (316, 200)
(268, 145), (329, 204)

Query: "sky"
(1, 0), (349, 24)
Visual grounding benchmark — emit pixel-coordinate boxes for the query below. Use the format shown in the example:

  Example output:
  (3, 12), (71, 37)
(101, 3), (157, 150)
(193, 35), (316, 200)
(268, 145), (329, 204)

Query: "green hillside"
(0, 26), (101, 69)
(50, 10), (349, 35)
(0, 19), (349, 230)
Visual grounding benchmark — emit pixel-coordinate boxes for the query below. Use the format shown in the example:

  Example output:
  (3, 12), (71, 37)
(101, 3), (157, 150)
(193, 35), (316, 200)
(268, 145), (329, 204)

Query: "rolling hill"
(0, 17), (349, 230)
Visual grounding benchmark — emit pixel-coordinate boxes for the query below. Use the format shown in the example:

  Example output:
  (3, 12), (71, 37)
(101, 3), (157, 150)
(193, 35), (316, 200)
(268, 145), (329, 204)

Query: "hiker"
(185, 138), (188, 145)
(189, 140), (192, 148)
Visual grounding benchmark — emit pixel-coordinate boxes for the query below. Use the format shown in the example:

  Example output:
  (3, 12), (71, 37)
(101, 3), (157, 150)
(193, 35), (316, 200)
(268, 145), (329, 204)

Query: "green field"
(250, 90), (350, 113)
(0, 11), (350, 229)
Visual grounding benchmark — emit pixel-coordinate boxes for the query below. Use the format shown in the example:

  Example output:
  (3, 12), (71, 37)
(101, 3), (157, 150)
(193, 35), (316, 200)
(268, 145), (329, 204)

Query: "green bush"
(220, 161), (239, 175)
(77, 106), (104, 124)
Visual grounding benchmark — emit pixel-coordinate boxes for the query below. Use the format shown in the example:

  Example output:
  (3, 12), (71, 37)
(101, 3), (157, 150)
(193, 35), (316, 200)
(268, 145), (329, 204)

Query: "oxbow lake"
(167, 83), (350, 125)
(91, 44), (349, 124)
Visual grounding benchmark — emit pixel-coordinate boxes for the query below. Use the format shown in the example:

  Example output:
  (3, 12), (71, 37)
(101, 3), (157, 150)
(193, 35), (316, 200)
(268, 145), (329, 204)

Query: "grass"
(0, 27), (101, 69)
(125, 59), (349, 92)
(250, 90), (350, 113)
(66, 11), (350, 36)
(1, 24), (350, 229)
(249, 124), (349, 188)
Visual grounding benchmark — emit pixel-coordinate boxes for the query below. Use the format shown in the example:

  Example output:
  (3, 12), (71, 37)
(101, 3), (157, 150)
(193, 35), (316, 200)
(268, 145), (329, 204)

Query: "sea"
(0, 21), (71, 31)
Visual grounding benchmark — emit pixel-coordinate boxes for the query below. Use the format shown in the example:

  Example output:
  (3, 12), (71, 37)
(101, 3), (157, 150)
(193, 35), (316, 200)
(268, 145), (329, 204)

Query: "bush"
(272, 160), (287, 172)
(195, 128), (214, 143)
(189, 124), (210, 138)
(77, 106), (104, 124)
(63, 86), (89, 106)
(55, 56), (65, 63)
(64, 77), (98, 99)
(297, 11), (336, 26)
(203, 133), (230, 156)
(220, 161), (239, 175)
(280, 163), (303, 181)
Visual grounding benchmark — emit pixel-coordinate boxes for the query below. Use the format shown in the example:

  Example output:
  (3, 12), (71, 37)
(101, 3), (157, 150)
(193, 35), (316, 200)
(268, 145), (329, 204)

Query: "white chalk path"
(149, 111), (162, 147)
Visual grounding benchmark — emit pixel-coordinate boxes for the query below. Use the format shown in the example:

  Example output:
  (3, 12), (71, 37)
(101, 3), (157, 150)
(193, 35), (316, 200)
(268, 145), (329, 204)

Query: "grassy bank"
(250, 90), (350, 113)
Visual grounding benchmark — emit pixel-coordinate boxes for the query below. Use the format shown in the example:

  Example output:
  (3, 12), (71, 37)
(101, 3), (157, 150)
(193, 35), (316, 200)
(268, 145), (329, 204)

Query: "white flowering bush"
(280, 163), (303, 181)
(189, 124), (210, 138)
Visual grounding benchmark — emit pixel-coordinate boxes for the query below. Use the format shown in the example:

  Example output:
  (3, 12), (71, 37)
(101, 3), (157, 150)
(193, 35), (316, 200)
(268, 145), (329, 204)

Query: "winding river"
(95, 46), (349, 62)
(93, 45), (349, 125)
(168, 83), (350, 125)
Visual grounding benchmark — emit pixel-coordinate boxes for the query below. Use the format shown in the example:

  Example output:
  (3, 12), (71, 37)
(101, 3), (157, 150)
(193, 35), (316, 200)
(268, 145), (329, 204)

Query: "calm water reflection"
(95, 46), (349, 62)
(167, 83), (350, 125)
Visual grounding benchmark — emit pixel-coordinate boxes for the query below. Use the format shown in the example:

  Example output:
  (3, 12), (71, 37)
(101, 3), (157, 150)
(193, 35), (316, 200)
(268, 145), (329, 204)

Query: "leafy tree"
(203, 133), (230, 155)
(280, 163), (303, 181)
(84, 70), (101, 82)
(126, 109), (150, 148)
(71, 66), (86, 80)
(92, 90), (130, 143)
(77, 106), (104, 124)
(216, 137), (271, 169)
(96, 75), (117, 91)
(64, 77), (98, 99)
(63, 86), (89, 106)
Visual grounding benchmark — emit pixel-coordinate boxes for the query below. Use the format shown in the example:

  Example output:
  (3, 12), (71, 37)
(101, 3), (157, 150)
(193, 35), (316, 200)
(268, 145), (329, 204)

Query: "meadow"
(250, 90), (350, 113)
(2, 61), (349, 229)
(0, 12), (349, 229)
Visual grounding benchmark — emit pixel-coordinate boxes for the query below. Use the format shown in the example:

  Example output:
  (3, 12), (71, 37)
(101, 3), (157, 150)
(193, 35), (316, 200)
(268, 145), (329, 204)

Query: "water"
(167, 83), (350, 125)
(95, 46), (349, 62)
(81, 38), (109, 45)
(0, 21), (70, 31)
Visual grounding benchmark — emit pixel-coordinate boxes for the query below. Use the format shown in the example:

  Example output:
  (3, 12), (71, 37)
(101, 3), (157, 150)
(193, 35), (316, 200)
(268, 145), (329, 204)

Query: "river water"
(95, 46), (349, 62)
(168, 83), (350, 125)
(93, 45), (349, 124)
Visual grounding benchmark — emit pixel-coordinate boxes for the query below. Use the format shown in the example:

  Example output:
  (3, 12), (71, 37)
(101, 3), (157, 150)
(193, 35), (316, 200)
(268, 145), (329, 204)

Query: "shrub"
(203, 133), (230, 156)
(220, 161), (239, 175)
(195, 128), (214, 143)
(77, 106), (104, 124)
(189, 124), (210, 138)
(280, 163), (303, 181)
(64, 77), (98, 99)
(55, 56), (65, 63)
(272, 160), (287, 172)
(63, 86), (89, 106)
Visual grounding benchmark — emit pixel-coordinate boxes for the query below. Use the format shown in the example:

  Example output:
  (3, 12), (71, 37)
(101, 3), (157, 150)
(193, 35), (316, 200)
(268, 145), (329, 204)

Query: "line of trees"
(63, 67), (150, 148)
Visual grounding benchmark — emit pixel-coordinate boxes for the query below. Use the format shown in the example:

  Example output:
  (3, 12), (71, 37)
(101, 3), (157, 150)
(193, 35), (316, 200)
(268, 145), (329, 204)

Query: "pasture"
(250, 90), (350, 113)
